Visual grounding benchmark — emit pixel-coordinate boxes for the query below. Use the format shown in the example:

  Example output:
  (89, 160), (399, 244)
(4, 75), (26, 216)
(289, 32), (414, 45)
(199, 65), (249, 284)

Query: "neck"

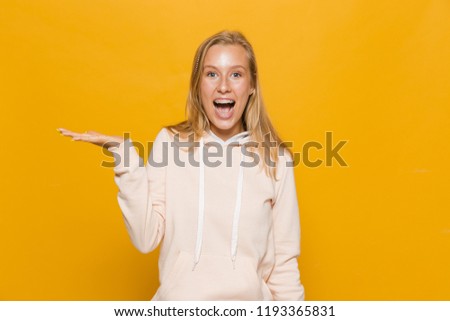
(210, 124), (244, 142)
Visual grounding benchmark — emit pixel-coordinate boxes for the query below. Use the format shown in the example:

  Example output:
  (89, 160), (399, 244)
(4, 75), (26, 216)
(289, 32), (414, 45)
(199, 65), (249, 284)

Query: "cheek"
(200, 89), (214, 110)
(201, 81), (215, 94)
(233, 81), (252, 96)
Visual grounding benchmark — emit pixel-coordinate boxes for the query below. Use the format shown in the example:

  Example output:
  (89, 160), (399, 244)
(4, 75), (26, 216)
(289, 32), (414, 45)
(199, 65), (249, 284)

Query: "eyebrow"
(203, 65), (247, 70)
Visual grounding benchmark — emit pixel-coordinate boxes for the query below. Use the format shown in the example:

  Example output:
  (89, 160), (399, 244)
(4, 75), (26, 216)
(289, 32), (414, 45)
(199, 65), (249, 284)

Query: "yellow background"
(1, 0), (449, 300)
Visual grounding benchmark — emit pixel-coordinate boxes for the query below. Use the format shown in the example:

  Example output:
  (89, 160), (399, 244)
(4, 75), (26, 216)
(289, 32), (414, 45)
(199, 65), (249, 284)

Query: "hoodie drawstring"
(231, 150), (244, 269)
(193, 137), (245, 271)
(193, 137), (205, 271)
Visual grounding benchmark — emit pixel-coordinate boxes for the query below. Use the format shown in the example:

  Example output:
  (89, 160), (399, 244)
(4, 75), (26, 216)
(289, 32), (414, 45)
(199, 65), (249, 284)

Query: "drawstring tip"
(192, 261), (198, 271)
(232, 257), (236, 270)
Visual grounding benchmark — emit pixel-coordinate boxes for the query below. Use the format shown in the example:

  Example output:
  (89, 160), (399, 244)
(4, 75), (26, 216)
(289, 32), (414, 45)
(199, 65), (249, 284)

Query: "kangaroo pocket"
(157, 251), (272, 300)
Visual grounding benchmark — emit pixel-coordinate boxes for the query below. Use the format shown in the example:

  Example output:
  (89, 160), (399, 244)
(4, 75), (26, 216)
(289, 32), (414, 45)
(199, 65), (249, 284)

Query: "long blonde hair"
(167, 30), (291, 178)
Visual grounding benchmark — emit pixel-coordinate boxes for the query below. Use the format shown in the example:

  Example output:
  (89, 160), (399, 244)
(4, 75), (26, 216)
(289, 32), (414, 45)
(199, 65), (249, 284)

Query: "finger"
(58, 128), (74, 134)
(72, 132), (96, 142)
(58, 128), (80, 137)
(72, 133), (109, 147)
(86, 130), (103, 136)
(58, 129), (95, 142)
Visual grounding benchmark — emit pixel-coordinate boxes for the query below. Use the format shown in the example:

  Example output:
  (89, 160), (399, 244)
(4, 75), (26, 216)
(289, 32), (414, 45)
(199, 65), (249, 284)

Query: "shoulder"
(153, 127), (197, 153)
(154, 127), (187, 144)
(163, 126), (197, 142)
(149, 128), (169, 146)
(275, 147), (295, 180)
(156, 127), (170, 140)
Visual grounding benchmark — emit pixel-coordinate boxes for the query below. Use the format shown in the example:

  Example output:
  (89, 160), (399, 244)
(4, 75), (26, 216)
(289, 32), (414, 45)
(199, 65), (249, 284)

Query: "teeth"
(214, 99), (235, 104)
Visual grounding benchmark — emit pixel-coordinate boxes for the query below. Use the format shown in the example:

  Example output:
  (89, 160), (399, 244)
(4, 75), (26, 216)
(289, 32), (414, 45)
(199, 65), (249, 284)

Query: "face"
(200, 44), (254, 141)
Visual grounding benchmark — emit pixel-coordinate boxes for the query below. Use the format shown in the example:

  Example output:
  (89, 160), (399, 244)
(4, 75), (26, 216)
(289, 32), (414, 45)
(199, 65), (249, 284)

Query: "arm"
(108, 128), (167, 253)
(266, 153), (305, 300)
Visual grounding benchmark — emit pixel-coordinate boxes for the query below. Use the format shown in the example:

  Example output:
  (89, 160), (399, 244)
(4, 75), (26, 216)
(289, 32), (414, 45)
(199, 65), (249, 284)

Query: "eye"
(206, 71), (217, 77)
(231, 72), (241, 78)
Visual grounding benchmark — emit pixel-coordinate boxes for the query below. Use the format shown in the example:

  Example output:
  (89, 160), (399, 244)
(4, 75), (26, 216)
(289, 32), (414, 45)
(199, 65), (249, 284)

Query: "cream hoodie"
(108, 128), (305, 300)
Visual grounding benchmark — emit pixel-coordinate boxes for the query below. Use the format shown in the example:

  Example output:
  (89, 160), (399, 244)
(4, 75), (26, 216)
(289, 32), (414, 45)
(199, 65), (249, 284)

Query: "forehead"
(203, 44), (249, 69)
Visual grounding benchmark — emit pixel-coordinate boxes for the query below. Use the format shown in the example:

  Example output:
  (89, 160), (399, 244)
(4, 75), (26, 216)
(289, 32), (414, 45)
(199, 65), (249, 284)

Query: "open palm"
(57, 128), (124, 149)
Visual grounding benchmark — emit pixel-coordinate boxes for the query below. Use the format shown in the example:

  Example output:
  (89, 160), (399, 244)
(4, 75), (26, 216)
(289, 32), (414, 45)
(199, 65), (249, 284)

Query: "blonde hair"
(167, 30), (291, 178)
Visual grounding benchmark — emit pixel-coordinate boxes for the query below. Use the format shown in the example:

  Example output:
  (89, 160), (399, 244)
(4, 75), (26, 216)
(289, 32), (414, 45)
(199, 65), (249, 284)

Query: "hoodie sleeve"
(266, 152), (305, 300)
(107, 128), (167, 254)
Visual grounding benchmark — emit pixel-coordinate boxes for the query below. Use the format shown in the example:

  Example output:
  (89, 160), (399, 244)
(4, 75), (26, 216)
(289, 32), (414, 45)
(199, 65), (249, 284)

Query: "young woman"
(58, 30), (305, 300)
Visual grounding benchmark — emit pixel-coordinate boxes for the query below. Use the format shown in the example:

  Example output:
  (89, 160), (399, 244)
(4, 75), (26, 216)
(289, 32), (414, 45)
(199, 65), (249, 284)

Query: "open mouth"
(213, 99), (236, 119)
(213, 99), (236, 109)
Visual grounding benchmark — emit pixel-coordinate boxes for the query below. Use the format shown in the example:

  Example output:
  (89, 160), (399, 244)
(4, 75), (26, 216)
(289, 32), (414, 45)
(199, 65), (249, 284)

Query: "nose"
(217, 77), (231, 94)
